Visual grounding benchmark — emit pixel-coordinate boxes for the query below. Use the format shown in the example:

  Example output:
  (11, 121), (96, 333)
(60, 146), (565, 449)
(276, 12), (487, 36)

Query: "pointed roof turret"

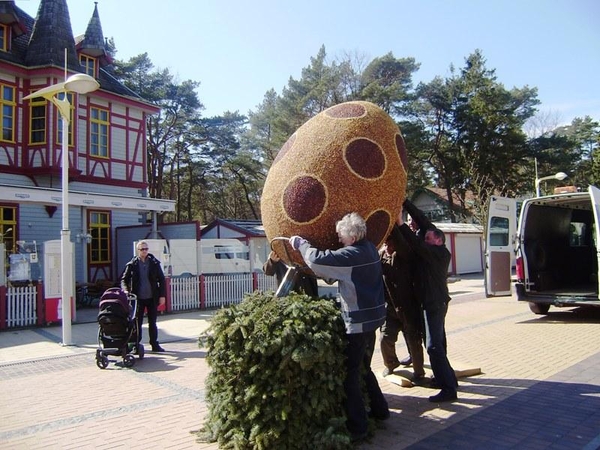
(25, 0), (80, 71)
(76, 2), (112, 66)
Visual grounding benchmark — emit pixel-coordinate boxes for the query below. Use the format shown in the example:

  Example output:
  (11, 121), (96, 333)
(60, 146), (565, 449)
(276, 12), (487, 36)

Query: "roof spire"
(25, 0), (80, 71)
(76, 2), (112, 66)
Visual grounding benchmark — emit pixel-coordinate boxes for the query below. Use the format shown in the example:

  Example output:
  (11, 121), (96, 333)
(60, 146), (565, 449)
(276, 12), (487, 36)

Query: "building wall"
(452, 234), (484, 274)
(1, 74), (156, 285)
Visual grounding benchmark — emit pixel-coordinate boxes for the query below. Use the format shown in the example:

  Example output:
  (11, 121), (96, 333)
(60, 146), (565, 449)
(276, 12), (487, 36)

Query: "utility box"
(8, 253), (30, 283)
(8, 241), (40, 284)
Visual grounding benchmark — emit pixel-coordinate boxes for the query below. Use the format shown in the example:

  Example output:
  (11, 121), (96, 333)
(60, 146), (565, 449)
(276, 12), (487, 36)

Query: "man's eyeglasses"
(138, 248), (149, 251)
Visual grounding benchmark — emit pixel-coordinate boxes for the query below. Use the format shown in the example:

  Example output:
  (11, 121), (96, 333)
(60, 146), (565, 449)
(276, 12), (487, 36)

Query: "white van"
(485, 186), (600, 314)
(199, 239), (250, 274)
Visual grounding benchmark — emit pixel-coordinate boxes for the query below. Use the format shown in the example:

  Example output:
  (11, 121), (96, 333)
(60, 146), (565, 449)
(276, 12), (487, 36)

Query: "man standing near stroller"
(121, 240), (166, 353)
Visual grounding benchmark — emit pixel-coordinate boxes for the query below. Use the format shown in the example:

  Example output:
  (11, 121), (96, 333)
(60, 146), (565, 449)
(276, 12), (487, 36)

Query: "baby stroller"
(95, 287), (145, 369)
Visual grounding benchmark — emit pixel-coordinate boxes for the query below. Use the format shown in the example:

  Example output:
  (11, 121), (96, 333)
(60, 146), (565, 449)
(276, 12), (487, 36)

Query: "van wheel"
(529, 302), (550, 315)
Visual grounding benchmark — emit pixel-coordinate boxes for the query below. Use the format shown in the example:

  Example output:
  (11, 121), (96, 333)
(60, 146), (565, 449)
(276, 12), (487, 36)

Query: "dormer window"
(79, 54), (97, 77)
(0, 24), (8, 52)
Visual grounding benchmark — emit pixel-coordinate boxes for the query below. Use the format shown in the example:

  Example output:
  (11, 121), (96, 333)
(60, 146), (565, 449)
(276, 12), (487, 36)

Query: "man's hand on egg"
(289, 236), (308, 250)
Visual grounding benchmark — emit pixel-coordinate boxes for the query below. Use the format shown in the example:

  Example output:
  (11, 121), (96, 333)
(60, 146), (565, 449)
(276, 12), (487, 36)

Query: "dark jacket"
(382, 225), (420, 318)
(120, 253), (166, 304)
(297, 238), (386, 334)
(400, 199), (451, 312)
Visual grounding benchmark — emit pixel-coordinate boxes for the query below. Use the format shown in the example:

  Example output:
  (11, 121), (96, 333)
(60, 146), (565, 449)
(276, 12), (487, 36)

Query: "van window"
(236, 252), (250, 260)
(215, 245), (235, 260)
(489, 216), (509, 246)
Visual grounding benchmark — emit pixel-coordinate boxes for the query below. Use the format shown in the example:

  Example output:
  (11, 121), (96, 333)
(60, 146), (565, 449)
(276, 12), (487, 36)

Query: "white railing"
(6, 284), (37, 327)
(255, 272), (279, 293)
(170, 273), (279, 311)
(1, 273), (281, 328)
(203, 273), (254, 309)
(169, 275), (200, 311)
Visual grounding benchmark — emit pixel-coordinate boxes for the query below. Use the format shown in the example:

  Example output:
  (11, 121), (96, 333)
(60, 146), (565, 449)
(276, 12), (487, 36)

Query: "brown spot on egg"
(365, 209), (392, 245)
(283, 175), (327, 224)
(396, 133), (408, 170)
(344, 138), (385, 179)
(325, 103), (367, 119)
(274, 133), (297, 164)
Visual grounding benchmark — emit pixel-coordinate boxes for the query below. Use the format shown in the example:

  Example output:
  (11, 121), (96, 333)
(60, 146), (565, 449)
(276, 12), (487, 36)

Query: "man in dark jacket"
(398, 200), (458, 403)
(379, 229), (425, 384)
(121, 240), (167, 352)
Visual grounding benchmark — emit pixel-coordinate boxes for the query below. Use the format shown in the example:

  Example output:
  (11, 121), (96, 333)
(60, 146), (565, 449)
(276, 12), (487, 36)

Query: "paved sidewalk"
(1, 274), (600, 449)
(0, 274), (483, 365)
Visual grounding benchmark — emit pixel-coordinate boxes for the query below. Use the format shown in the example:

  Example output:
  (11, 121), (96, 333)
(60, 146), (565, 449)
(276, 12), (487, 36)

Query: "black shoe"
(382, 363), (399, 377)
(428, 377), (440, 389)
(368, 409), (390, 421)
(350, 430), (368, 442)
(429, 390), (457, 403)
(411, 374), (427, 386)
(399, 355), (412, 366)
(151, 345), (165, 352)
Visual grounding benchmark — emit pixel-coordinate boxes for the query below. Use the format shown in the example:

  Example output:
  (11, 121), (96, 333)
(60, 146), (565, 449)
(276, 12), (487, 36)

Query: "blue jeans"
(344, 331), (389, 435)
(424, 303), (457, 392)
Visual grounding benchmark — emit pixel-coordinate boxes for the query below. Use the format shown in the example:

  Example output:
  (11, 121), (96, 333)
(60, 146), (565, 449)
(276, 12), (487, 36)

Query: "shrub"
(196, 290), (352, 449)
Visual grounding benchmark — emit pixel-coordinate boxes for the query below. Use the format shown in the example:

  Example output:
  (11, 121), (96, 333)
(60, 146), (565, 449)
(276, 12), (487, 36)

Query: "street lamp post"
(535, 172), (568, 197)
(23, 72), (99, 345)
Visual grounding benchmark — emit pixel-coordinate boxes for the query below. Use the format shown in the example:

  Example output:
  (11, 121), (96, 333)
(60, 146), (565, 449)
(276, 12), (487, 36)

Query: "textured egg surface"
(261, 101), (407, 267)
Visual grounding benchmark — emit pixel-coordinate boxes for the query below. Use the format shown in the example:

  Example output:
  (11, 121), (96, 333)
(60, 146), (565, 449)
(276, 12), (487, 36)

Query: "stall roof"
(201, 218), (265, 238)
(0, 184), (175, 212)
(435, 222), (483, 234)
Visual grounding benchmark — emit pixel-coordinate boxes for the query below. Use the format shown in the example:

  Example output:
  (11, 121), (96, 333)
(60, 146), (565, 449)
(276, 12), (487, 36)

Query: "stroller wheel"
(96, 355), (109, 369)
(137, 344), (145, 359)
(123, 354), (136, 368)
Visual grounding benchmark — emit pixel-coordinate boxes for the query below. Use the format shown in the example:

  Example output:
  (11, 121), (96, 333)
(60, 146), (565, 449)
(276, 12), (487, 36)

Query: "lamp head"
(22, 73), (99, 101)
(555, 172), (568, 181)
(64, 73), (100, 94)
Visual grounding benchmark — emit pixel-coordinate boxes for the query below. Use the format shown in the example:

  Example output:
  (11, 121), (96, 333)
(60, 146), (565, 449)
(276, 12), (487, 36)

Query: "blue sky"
(19, 0), (600, 126)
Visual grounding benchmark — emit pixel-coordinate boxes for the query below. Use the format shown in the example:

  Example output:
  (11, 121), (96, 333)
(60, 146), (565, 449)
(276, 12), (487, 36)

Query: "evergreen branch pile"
(196, 291), (352, 449)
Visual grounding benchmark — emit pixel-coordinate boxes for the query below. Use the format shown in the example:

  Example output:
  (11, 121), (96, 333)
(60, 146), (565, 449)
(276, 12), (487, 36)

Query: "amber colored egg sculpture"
(261, 101), (408, 268)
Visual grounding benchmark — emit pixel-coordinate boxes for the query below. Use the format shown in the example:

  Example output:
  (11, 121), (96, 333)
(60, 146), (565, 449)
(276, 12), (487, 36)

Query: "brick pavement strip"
(2, 284), (600, 449)
(0, 340), (215, 450)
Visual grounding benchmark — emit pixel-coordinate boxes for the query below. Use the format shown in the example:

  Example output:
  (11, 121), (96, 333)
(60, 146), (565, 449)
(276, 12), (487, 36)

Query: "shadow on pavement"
(517, 306), (600, 325)
(397, 377), (600, 449)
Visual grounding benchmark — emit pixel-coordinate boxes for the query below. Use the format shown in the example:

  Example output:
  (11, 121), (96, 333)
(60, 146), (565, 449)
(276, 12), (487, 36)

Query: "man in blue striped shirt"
(290, 212), (389, 441)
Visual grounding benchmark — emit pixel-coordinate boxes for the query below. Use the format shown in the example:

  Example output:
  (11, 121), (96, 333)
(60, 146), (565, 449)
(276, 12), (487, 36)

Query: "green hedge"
(196, 291), (352, 449)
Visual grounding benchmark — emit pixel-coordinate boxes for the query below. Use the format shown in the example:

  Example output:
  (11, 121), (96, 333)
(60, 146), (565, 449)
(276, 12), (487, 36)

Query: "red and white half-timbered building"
(0, 0), (174, 289)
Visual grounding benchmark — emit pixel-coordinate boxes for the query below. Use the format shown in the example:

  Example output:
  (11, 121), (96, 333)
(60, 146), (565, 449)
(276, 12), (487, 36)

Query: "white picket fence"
(0, 274), (280, 329)
(170, 272), (278, 311)
(169, 274), (200, 311)
(256, 272), (280, 293)
(5, 285), (37, 328)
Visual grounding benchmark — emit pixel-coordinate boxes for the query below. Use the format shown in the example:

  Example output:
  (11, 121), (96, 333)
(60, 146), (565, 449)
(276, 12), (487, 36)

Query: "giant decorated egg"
(261, 101), (408, 267)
